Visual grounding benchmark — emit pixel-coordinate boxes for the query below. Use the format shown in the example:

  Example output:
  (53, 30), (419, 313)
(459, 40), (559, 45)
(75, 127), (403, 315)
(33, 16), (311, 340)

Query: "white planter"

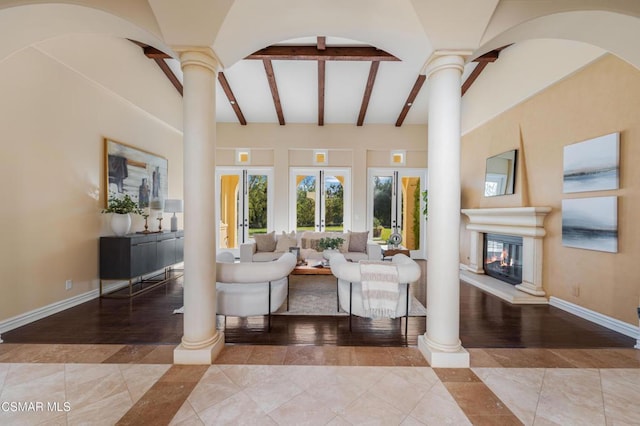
(323, 249), (339, 260)
(110, 213), (131, 236)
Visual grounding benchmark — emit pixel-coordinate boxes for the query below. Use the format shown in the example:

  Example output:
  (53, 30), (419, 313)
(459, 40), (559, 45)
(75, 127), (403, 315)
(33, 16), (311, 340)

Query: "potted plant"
(318, 236), (344, 260)
(103, 192), (143, 236)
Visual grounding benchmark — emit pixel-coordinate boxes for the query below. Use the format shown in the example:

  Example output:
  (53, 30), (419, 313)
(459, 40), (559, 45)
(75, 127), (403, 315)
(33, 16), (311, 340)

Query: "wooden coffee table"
(381, 245), (410, 260)
(289, 262), (338, 311)
(291, 263), (334, 275)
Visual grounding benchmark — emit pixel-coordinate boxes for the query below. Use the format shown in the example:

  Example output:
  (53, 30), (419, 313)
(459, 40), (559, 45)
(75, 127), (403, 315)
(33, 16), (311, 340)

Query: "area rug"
(274, 275), (427, 316)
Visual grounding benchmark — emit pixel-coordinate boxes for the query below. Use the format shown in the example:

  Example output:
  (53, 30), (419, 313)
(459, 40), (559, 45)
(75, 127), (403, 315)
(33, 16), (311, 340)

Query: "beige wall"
(216, 123), (427, 233)
(461, 54), (640, 325)
(0, 45), (183, 322)
(0, 52), (426, 324)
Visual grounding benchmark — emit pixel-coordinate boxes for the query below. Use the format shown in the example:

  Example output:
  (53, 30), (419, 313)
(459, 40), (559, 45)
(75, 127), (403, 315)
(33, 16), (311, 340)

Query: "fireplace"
(461, 207), (551, 298)
(484, 234), (523, 285)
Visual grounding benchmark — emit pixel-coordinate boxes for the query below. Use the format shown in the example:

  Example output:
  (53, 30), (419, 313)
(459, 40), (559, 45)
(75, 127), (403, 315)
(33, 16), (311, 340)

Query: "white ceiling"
(5, 1), (638, 132)
(169, 36), (478, 126)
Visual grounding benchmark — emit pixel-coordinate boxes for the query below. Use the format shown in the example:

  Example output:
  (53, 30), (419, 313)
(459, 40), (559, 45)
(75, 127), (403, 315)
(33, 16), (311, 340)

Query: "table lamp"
(164, 199), (183, 232)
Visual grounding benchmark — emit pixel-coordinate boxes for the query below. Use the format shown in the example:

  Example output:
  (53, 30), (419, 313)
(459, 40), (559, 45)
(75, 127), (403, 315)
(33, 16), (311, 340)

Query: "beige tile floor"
(0, 344), (639, 425)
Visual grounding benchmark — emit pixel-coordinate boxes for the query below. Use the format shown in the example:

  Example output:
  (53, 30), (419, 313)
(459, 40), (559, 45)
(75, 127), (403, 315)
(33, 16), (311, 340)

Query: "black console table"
(99, 231), (184, 298)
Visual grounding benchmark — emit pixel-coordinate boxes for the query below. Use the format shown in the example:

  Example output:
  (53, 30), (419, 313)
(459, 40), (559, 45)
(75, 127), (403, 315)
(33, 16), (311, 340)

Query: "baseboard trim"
(0, 280), (129, 335)
(549, 296), (640, 340)
(0, 266), (180, 337)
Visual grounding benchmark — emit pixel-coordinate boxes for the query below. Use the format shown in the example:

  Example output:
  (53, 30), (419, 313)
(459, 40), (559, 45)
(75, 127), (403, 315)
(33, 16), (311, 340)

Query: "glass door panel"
(219, 173), (239, 250)
(368, 168), (427, 259)
(290, 168), (350, 233)
(324, 173), (345, 232)
(372, 175), (393, 243)
(295, 173), (317, 232)
(216, 168), (273, 256)
(247, 174), (268, 237)
(400, 175), (421, 251)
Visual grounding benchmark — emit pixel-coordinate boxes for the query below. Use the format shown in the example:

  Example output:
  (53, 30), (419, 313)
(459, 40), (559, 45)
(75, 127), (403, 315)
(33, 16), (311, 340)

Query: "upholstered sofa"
(239, 230), (381, 262)
(216, 251), (297, 330)
(329, 253), (421, 332)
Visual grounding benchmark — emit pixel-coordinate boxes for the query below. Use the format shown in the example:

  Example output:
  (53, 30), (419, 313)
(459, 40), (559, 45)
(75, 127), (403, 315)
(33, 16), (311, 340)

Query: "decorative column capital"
(422, 50), (471, 80)
(177, 48), (221, 74)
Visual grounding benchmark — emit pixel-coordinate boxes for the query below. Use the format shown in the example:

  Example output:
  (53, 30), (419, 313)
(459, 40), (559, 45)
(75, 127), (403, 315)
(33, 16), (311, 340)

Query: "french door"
(367, 168), (427, 259)
(215, 167), (273, 255)
(289, 168), (351, 232)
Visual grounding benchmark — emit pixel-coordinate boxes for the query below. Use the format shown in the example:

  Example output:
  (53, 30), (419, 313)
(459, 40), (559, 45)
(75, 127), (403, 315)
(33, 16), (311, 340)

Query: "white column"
(419, 53), (470, 367)
(174, 49), (224, 364)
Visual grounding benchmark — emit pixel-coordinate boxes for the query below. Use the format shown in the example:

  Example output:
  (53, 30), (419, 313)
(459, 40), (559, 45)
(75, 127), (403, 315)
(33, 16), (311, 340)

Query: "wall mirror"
(484, 149), (517, 197)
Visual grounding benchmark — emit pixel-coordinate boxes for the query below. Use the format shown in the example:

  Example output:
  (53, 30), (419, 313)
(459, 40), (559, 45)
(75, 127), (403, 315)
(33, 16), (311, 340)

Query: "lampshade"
(164, 199), (183, 213)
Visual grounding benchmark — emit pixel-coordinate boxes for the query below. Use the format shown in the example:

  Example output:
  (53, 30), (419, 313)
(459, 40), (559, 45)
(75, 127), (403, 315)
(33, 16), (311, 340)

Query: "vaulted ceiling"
(2, 1), (638, 130)
(134, 36), (503, 127)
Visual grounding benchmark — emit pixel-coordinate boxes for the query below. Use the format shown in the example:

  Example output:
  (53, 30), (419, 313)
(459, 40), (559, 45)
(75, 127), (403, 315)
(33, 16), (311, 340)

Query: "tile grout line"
(531, 368), (547, 425)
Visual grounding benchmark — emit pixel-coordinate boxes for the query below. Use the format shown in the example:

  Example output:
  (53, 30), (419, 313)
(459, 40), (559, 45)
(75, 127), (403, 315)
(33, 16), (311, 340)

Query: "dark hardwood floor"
(2, 274), (634, 348)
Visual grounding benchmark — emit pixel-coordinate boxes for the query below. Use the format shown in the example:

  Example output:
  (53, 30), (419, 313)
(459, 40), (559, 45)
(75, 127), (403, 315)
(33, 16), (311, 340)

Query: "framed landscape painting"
(562, 196), (617, 253)
(563, 132), (619, 193)
(104, 138), (168, 209)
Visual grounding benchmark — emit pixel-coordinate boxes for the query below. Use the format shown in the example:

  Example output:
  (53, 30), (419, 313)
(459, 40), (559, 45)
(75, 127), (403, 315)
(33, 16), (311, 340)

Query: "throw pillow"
(254, 231), (276, 252)
(275, 231), (298, 253)
(337, 233), (350, 253)
(301, 237), (320, 251)
(348, 230), (369, 253)
(300, 232), (324, 250)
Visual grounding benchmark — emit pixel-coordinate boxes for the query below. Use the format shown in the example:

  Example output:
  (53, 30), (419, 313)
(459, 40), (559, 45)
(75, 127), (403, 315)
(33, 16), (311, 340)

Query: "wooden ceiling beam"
(218, 72), (247, 125)
(395, 74), (426, 127)
(461, 62), (489, 96)
(143, 46), (171, 59)
(247, 45), (399, 62)
(357, 61), (380, 126)
(128, 40), (183, 96)
(317, 36), (326, 126)
(475, 49), (499, 63)
(318, 60), (325, 126)
(263, 59), (285, 125)
(461, 47), (504, 96)
(153, 58), (183, 96)
(317, 36), (326, 51)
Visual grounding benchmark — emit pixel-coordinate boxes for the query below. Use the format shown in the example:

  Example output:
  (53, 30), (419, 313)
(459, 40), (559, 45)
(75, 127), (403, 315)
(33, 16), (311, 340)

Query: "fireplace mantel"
(462, 207), (551, 236)
(461, 207), (551, 301)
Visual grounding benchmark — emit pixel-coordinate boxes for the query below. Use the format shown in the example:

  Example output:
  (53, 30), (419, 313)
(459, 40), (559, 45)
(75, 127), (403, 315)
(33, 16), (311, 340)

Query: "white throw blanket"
(359, 261), (399, 318)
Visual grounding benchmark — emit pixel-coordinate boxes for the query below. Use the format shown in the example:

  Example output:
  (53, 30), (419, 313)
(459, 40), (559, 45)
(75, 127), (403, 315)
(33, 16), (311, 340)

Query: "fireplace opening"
(483, 233), (523, 285)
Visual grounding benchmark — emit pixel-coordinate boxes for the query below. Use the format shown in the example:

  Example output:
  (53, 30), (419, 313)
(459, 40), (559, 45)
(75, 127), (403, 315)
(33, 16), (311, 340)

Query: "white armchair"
(329, 253), (421, 333)
(216, 252), (296, 330)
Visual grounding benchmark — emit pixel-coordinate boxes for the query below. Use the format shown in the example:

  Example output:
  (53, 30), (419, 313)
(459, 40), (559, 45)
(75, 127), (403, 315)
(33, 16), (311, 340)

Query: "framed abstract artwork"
(104, 138), (168, 209)
(563, 132), (619, 193)
(562, 196), (617, 253)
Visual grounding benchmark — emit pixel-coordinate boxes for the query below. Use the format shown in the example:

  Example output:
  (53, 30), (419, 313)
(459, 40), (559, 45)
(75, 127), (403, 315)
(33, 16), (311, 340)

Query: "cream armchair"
(329, 253), (421, 334)
(216, 251), (296, 330)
